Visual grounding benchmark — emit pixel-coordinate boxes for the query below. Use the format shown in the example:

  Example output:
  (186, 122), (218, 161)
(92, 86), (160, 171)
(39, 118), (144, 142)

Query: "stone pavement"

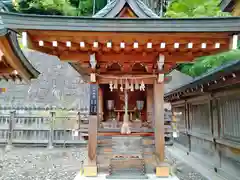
(166, 146), (227, 180)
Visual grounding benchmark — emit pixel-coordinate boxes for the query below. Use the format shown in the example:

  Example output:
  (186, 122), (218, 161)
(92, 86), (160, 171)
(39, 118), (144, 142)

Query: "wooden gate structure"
(0, 0), (240, 178)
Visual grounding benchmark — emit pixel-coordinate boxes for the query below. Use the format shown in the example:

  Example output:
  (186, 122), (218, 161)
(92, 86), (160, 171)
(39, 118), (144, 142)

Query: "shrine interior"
(100, 84), (148, 129)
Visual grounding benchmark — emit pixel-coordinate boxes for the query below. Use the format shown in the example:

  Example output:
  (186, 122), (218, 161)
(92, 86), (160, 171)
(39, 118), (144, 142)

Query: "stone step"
(106, 174), (149, 179)
(109, 158), (146, 178)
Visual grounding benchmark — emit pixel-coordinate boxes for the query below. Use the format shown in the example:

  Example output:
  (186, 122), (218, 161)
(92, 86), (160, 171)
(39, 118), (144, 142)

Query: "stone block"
(84, 166), (97, 177)
(156, 166), (170, 177)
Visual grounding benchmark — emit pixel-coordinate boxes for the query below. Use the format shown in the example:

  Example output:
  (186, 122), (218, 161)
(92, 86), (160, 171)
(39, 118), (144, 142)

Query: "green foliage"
(165, 0), (231, 18)
(95, 0), (108, 13)
(14, 0), (77, 15)
(165, 0), (234, 77)
(178, 50), (240, 77)
(76, 0), (93, 16)
(14, 0), (107, 16)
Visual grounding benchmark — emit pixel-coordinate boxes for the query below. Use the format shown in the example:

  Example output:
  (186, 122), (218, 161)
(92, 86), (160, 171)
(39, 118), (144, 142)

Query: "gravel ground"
(166, 150), (209, 180)
(0, 147), (87, 180)
(174, 162), (209, 180)
(0, 146), (208, 180)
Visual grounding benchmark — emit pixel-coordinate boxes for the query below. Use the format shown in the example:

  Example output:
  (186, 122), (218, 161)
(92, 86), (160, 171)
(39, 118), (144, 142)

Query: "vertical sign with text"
(89, 84), (98, 115)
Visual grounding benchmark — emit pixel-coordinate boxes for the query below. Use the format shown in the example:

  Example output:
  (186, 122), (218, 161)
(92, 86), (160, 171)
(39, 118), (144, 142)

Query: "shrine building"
(0, 0), (240, 179)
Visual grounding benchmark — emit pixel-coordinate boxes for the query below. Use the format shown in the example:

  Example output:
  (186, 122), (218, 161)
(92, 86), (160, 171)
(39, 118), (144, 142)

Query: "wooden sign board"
(89, 84), (98, 115)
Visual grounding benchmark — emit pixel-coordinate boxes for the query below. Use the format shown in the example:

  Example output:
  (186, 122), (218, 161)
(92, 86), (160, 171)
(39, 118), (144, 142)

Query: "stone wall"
(0, 49), (90, 110)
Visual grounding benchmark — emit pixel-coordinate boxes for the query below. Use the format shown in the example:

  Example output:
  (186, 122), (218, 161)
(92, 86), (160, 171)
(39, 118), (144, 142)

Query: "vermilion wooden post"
(154, 80), (169, 177)
(153, 80), (165, 162)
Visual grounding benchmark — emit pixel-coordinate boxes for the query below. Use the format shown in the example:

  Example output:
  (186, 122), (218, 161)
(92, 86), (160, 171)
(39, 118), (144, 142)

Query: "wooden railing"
(0, 111), (89, 147)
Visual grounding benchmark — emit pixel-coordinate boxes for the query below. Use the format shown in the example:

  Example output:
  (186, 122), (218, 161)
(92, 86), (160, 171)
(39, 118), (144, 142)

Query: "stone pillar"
(153, 80), (169, 177)
(5, 111), (15, 151)
(48, 111), (55, 149)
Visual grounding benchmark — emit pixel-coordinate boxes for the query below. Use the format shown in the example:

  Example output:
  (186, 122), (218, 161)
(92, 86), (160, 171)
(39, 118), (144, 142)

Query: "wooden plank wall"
(97, 135), (155, 173)
(172, 89), (240, 180)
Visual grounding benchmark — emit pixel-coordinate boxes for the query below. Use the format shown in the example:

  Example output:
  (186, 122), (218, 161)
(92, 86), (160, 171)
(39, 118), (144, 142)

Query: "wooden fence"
(172, 89), (240, 180)
(0, 111), (89, 147)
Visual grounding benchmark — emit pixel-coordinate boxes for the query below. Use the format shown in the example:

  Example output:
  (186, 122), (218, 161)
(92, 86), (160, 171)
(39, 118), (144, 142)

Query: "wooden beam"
(59, 51), (90, 62)
(44, 48), (224, 65)
(97, 75), (157, 84)
(30, 31), (230, 57)
(0, 67), (14, 74)
(207, 73), (240, 90)
(98, 132), (154, 136)
(153, 80), (165, 162)
(98, 78), (155, 84)
(28, 30), (230, 43)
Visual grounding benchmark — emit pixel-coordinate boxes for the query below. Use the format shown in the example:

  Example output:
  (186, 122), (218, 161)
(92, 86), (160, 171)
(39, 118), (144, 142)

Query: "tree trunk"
(92, 0), (96, 15)
(142, 0), (169, 17)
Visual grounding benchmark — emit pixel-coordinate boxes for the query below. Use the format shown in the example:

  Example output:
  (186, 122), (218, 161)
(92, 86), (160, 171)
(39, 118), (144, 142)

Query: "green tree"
(165, 0), (235, 77)
(14, 0), (77, 15)
(178, 50), (240, 77)
(14, 0), (107, 16)
(165, 0), (231, 18)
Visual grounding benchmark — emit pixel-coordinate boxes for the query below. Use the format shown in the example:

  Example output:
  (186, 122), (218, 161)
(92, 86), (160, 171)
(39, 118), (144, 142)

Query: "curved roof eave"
(219, 0), (234, 12)
(164, 60), (240, 97)
(93, 0), (159, 18)
(0, 12), (240, 32)
(7, 30), (40, 79)
(0, 25), (40, 80)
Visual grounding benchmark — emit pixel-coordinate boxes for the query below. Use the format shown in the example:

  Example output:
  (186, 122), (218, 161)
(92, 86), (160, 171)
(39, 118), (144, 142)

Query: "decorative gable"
(93, 0), (159, 18)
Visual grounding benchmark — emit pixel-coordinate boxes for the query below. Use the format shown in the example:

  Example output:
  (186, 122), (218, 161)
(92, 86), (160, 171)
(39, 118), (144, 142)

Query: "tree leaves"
(14, 0), (107, 16)
(165, 0), (231, 18)
(165, 0), (234, 77)
(179, 50), (240, 77)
